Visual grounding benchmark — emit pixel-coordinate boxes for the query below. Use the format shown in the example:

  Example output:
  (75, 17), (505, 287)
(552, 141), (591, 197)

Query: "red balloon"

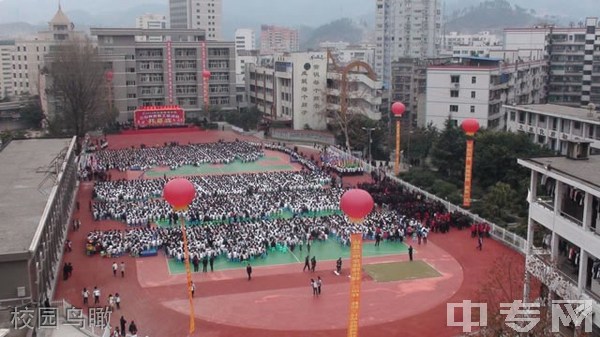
(202, 70), (211, 79)
(391, 102), (405, 117)
(163, 178), (196, 210)
(105, 70), (114, 82)
(461, 118), (480, 135)
(340, 189), (374, 222)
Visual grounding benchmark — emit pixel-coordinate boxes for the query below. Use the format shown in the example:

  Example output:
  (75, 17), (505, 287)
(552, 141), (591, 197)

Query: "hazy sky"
(0, 0), (597, 27)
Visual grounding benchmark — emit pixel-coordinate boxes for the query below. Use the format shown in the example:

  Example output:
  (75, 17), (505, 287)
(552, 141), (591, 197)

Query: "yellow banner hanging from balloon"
(347, 233), (363, 337)
(463, 139), (474, 208)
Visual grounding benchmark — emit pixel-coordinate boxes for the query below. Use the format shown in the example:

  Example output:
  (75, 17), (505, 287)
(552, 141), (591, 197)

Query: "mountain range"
(0, 0), (596, 40)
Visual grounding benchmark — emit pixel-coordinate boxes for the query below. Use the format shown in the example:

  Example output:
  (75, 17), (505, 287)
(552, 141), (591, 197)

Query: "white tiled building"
(505, 104), (600, 155)
(519, 149), (600, 336)
(425, 57), (546, 130)
(234, 28), (255, 53)
(246, 52), (382, 131)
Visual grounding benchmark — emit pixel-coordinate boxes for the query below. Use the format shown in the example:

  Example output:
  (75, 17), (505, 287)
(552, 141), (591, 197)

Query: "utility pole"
(361, 126), (378, 168)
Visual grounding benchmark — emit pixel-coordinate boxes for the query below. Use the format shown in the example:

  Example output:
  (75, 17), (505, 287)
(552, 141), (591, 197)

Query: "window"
(450, 75), (460, 83)
(510, 111), (516, 121)
(450, 90), (459, 97)
(471, 91), (476, 98)
(471, 76), (477, 84)
(470, 105), (475, 113)
(449, 105), (458, 112)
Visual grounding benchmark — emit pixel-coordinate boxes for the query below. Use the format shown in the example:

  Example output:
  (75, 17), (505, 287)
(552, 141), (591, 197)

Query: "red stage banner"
(347, 233), (363, 337)
(134, 106), (185, 128)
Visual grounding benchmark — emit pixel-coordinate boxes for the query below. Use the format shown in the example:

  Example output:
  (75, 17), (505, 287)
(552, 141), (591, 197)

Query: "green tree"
(403, 124), (438, 166)
(430, 119), (465, 182)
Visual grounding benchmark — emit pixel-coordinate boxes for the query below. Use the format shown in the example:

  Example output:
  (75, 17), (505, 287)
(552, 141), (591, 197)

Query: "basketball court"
(53, 128), (524, 337)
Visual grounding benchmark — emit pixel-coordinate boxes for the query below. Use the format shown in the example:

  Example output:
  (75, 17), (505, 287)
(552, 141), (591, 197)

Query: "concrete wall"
(0, 260), (29, 302)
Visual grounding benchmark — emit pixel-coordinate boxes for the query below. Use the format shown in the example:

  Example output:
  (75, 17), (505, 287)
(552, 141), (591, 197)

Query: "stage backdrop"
(134, 106), (185, 128)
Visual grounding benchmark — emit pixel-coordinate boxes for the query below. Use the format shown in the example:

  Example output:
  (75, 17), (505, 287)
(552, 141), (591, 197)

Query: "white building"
(443, 31), (501, 50)
(10, 5), (85, 98)
(452, 45), (503, 58)
(168, 0), (222, 40)
(246, 52), (382, 130)
(234, 28), (255, 53)
(505, 104), (600, 155)
(135, 14), (167, 42)
(518, 148), (600, 336)
(259, 25), (299, 55)
(329, 47), (376, 70)
(425, 57), (546, 129)
(0, 41), (15, 99)
(375, 0), (442, 87)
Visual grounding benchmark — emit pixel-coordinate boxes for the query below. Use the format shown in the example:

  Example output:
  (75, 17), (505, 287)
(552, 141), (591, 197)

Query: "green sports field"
(167, 239), (408, 274)
(145, 156), (295, 177)
(363, 260), (441, 282)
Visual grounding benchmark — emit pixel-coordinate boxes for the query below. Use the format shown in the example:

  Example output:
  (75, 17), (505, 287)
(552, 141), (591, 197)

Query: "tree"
(45, 39), (114, 139)
(403, 124), (438, 167)
(475, 255), (556, 337)
(19, 95), (44, 129)
(430, 119), (465, 183)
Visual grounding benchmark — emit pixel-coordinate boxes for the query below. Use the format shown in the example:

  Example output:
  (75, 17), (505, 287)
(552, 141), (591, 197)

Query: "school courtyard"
(53, 128), (523, 337)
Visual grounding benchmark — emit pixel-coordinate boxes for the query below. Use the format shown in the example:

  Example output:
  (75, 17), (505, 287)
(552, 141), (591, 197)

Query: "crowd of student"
(83, 140), (483, 268)
(91, 140), (264, 171)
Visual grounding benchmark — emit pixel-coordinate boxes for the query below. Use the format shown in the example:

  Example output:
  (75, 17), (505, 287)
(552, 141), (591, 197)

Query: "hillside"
(301, 18), (365, 50)
(445, 0), (541, 34)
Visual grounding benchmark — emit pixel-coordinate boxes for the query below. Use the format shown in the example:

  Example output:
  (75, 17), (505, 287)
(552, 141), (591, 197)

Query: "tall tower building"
(234, 28), (255, 53)
(375, 0), (442, 88)
(168, 0), (222, 40)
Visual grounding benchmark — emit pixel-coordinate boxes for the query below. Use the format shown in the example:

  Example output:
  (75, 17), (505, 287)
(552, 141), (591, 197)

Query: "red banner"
(463, 139), (474, 207)
(347, 233), (363, 337)
(166, 40), (174, 104)
(134, 106), (185, 128)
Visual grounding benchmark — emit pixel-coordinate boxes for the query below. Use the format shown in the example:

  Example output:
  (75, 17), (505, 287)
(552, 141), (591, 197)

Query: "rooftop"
(507, 104), (600, 124)
(519, 155), (600, 191)
(0, 138), (72, 257)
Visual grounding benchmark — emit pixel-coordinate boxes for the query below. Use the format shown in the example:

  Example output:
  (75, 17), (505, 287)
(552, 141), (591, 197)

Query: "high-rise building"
(234, 28), (255, 53)
(375, 0), (442, 88)
(168, 0), (222, 40)
(259, 25), (299, 55)
(504, 18), (600, 109)
(136, 14), (168, 42)
(0, 40), (15, 99)
(90, 28), (236, 122)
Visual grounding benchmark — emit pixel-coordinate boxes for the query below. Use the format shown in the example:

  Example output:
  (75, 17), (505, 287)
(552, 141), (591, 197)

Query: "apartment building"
(246, 52), (382, 130)
(504, 18), (600, 108)
(0, 40), (14, 99)
(505, 104), (600, 154)
(136, 14), (168, 42)
(518, 146), (600, 336)
(375, 0), (442, 87)
(89, 28), (236, 122)
(391, 57), (451, 128)
(168, 0), (222, 40)
(259, 25), (299, 55)
(425, 57), (546, 130)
